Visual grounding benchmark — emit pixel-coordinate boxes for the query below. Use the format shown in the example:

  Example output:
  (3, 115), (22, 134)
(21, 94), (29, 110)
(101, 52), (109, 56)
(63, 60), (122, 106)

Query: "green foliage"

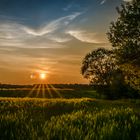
(121, 63), (140, 92)
(81, 48), (118, 86)
(0, 98), (140, 140)
(107, 0), (140, 91)
(81, 48), (128, 98)
(107, 0), (140, 64)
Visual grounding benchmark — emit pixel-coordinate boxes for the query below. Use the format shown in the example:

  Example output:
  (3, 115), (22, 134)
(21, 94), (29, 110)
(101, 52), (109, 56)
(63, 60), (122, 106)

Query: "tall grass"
(0, 98), (140, 140)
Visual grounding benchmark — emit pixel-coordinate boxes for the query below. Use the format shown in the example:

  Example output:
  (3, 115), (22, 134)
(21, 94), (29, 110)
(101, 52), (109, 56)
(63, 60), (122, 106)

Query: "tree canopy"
(81, 48), (117, 86)
(107, 0), (140, 91)
(107, 0), (140, 64)
(81, 0), (139, 95)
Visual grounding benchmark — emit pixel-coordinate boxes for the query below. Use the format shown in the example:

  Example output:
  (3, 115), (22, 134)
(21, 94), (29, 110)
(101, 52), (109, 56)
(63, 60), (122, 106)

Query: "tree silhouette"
(107, 0), (140, 91)
(81, 48), (118, 86)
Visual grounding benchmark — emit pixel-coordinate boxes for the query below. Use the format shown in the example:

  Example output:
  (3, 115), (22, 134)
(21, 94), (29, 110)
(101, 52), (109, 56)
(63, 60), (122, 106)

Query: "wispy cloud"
(63, 1), (81, 12)
(0, 12), (81, 48)
(66, 30), (106, 44)
(123, 0), (132, 2)
(47, 35), (72, 43)
(23, 12), (81, 36)
(0, 22), (31, 47)
(63, 3), (73, 11)
(100, 0), (106, 5)
(100, 0), (132, 5)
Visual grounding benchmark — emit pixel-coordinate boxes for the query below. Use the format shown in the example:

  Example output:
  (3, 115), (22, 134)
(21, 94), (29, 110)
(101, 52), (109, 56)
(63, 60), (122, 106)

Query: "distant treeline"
(0, 84), (32, 89)
(0, 84), (93, 89)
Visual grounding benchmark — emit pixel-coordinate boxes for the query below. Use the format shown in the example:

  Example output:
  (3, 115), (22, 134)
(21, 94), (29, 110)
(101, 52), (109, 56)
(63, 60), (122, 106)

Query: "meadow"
(0, 84), (101, 99)
(0, 84), (140, 140)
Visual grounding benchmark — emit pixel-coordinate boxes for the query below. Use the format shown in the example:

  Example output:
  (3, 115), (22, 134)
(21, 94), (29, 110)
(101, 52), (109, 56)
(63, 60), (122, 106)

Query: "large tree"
(81, 48), (118, 86)
(107, 0), (140, 91)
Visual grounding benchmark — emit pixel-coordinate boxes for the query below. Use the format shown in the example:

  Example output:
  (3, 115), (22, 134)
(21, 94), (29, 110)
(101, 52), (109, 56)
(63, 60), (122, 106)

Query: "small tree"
(81, 48), (118, 86)
(107, 0), (140, 91)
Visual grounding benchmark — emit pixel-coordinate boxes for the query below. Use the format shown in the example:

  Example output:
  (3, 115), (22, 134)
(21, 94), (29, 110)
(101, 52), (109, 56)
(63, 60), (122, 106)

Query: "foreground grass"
(0, 97), (140, 140)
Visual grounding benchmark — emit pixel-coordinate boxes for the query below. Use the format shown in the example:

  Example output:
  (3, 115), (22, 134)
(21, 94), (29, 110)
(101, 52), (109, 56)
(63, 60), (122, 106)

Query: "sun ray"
(42, 84), (45, 98)
(49, 84), (62, 98)
(45, 84), (53, 98)
(27, 84), (38, 97)
(36, 84), (41, 98)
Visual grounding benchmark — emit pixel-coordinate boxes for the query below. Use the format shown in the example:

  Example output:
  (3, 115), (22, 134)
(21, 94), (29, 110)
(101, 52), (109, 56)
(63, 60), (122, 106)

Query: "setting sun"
(39, 73), (46, 80)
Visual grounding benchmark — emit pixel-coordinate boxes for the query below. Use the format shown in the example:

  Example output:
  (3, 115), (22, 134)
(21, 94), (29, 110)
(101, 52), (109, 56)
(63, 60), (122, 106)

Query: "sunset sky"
(0, 0), (131, 84)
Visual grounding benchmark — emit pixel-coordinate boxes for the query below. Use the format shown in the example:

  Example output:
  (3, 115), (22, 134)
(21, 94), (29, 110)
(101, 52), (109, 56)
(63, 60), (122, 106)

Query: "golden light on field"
(39, 73), (46, 80)
(27, 84), (62, 98)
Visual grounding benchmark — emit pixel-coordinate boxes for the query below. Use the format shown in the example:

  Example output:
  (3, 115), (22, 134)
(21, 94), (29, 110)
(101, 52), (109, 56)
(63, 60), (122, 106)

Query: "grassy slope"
(0, 97), (140, 140)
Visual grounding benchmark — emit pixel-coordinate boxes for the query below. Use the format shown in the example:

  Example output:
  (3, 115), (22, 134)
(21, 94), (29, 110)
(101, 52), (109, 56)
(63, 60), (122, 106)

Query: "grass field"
(0, 84), (101, 99)
(0, 85), (140, 140)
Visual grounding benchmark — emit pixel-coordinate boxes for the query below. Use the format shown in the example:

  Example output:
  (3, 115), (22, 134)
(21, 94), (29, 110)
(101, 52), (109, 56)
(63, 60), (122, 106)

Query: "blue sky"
(0, 0), (132, 84)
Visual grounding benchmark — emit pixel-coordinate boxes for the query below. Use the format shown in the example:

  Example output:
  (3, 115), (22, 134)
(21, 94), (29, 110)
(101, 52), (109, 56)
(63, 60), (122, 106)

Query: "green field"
(0, 84), (101, 99)
(0, 85), (140, 140)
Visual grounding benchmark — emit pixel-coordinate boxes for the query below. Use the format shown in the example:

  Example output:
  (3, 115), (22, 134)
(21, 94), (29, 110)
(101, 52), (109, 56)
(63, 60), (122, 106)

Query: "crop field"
(0, 85), (140, 140)
(0, 84), (101, 99)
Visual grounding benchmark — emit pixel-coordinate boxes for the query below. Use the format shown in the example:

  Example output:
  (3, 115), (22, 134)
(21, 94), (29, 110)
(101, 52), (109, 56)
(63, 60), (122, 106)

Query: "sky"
(0, 0), (131, 84)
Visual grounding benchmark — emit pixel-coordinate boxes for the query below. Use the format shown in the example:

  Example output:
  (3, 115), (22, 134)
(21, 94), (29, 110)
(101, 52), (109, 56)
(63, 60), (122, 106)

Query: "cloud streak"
(123, 0), (132, 2)
(66, 30), (107, 44)
(100, 0), (106, 5)
(23, 12), (81, 36)
(100, 0), (132, 5)
(0, 12), (82, 48)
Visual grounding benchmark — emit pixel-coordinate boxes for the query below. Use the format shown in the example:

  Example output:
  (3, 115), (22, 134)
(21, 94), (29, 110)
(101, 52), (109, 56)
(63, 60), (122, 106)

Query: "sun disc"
(40, 73), (46, 80)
